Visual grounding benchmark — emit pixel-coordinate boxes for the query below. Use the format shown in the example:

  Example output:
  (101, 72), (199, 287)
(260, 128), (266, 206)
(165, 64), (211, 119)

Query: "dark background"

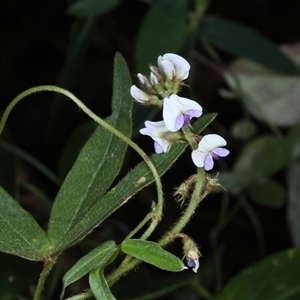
(0, 0), (299, 298)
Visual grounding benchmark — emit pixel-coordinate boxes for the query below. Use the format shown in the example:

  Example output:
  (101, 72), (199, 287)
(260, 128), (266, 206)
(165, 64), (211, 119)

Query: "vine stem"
(107, 167), (206, 286)
(0, 85), (163, 220)
(33, 257), (56, 300)
(0, 85), (164, 297)
(158, 167), (205, 247)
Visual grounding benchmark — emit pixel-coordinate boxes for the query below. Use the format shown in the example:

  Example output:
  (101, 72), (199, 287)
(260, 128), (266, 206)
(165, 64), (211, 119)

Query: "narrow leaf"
(61, 240), (118, 299)
(58, 120), (97, 178)
(135, 0), (188, 73)
(54, 114), (216, 252)
(0, 186), (50, 261)
(48, 53), (132, 254)
(89, 246), (119, 300)
(67, 0), (121, 18)
(216, 248), (300, 300)
(121, 239), (185, 272)
(90, 268), (117, 300)
(199, 17), (300, 74)
(287, 162), (300, 247)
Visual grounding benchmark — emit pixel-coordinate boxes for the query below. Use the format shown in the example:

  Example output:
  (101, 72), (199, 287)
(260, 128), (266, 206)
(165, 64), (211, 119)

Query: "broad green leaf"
(248, 179), (285, 208)
(121, 239), (184, 272)
(61, 240), (118, 299)
(58, 120), (97, 178)
(67, 0), (121, 18)
(90, 268), (117, 300)
(287, 162), (300, 246)
(0, 186), (50, 261)
(199, 17), (299, 74)
(54, 114), (216, 251)
(135, 0), (188, 73)
(48, 53), (132, 254)
(0, 143), (17, 197)
(216, 248), (300, 300)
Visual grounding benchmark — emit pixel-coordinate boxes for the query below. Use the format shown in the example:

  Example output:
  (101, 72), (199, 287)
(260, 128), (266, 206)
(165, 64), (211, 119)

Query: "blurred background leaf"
(199, 17), (300, 74)
(216, 248), (300, 300)
(287, 162), (300, 247)
(67, 0), (122, 18)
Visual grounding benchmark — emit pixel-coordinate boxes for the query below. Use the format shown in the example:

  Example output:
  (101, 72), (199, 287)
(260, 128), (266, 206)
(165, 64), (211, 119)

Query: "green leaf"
(121, 239), (185, 272)
(54, 114), (216, 252)
(0, 143), (17, 197)
(88, 242), (119, 300)
(58, 120), (97, 178)
(248, 179), (285, 208)
(287, 162), (300, 247)
(90, 268), (117, 300)
(135, 0), (188, 73)
(61, 240), (118, 299)
(216, 248), (300, 300)
(67, 0), (121, 18)
(199, 17), (300, 74)
(48, 53), (132, 254)
(0, 186), (50, 261)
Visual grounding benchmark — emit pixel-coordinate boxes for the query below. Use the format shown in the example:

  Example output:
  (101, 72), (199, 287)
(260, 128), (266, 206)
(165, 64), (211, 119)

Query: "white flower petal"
(163, 96), (182, 132)
(163, 95), (202, 132)
(137, 73), (145, 84)
(139, 120), (171, 153)
(173, 95), (202, 118)
(198, 134), (227, 152)
(191, 149), (208, 168)
(160, 60), (176, 80)
(160, 53), (190, 80)
(150, 72), (159, 85)
(130, 85), (149, 103)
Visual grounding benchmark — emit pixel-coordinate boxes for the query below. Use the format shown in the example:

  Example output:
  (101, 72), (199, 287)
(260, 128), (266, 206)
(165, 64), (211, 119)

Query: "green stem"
(124, 211), (154, 240)
(0, 85), (164, 226)
(0, 85), (165, 297)
(159, 168), (205, 247)
(107, 168), (206, 286)
(65, 291), (93, 300)
(33, 257), (56, 300)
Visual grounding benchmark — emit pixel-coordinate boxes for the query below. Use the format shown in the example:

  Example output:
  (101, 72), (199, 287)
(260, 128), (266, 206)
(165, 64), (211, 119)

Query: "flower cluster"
(131, 53), (229, 171)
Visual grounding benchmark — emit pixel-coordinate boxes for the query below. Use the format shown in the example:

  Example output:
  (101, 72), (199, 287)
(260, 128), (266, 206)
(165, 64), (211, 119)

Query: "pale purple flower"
(157, 53), (190, 81)
(191, 134), (229, 170)
(139, 120), (171, 154)
(163, 94), (202, 132)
